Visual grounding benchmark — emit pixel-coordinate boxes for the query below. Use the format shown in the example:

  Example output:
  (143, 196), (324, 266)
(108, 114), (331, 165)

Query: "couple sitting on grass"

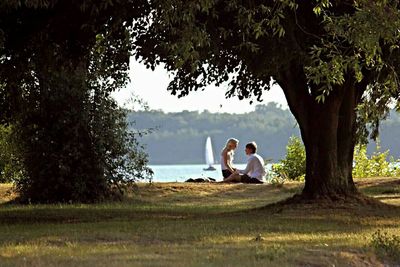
(220, 138), (265, 184)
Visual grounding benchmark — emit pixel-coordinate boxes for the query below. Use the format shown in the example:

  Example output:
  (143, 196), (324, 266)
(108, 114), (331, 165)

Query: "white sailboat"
(203, 136), (216, 171)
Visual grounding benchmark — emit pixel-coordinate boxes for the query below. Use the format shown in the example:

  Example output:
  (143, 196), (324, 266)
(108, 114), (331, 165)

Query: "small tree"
(272, 136), (306, 181)
(0, 1), (152, 202)
(353, 141), (398, 178)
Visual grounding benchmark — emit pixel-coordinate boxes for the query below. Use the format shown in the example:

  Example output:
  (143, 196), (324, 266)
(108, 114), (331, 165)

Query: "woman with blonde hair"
(221, 138), (239, 179)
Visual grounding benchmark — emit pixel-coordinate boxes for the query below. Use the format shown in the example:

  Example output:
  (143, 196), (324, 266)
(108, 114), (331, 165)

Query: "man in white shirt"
(222, 142), (265, 184)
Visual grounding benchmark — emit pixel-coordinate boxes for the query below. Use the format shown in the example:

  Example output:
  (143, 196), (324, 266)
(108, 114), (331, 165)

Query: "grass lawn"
(0, 178), (400, 266)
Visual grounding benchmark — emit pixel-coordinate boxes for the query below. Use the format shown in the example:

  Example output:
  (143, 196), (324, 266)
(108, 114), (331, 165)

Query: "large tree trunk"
(301, 90), (357, 198)
(277, 64), (364, 200)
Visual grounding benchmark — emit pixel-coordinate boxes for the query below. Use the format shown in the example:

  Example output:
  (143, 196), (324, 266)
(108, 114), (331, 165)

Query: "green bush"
(13, 93), (153, 203)
(0, 2), (152, 203)
(0, 125), (10, 182)
(271, 136), (306, 181)
(353, 141), (400, 178)
(0, 125), (24, 183)
(371, 230), (400, 262)
(267, 135), (400, 183)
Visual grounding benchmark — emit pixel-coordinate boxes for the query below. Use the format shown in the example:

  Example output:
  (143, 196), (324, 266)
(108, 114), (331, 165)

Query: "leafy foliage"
(353, 142), (400, 178)
(136, 0), (400, 109)
(307, 0), (400, 138)
(0, 125), (24, 183)
(271, 136), (306, 181)
(87, 96), (154, 191)
(0, 1), (152, 203)
(270, 136), (400, 182)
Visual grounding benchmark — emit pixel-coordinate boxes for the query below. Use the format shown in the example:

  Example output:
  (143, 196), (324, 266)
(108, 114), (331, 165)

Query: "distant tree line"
(129, 103), (400, 165)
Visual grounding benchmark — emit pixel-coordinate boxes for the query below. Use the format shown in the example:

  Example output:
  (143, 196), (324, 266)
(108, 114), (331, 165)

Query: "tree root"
(257, 191), (395, 214)
(284, 191), (381, 206)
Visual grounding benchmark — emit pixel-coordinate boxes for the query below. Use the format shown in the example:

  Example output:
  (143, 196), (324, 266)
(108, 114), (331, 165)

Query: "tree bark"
(277, 64), (364, 200)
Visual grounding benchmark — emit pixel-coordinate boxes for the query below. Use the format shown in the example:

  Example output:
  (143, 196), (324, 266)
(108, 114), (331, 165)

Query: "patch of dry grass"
(0, 183), (15, 204)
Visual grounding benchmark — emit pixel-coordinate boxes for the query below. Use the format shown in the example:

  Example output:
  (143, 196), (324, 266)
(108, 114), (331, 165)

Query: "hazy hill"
(128, 103), (400, 164)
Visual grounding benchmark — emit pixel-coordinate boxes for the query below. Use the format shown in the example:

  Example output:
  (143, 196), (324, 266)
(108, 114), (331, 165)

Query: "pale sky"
(112, 60), (288, 113)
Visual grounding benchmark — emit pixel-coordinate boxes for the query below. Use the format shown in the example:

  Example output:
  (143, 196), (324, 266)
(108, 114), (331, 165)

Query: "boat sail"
(204, 136), (216, 171)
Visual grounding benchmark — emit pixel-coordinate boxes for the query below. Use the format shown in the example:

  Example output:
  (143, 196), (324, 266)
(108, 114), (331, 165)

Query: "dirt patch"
(248, 189), (400, 223)
(0, 184), (17, 203)
(335, 250), (383, 267)
(293, 249), (384, 267)
(355, 178), (400, 189)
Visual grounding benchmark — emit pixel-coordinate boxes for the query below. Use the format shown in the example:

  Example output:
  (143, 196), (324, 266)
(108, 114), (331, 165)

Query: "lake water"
(147, 162), (400, 182)
(149, 164), (272, 182)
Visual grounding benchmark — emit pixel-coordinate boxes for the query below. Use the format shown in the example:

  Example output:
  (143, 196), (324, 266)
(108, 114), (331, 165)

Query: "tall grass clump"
(370, 230), (400, 263)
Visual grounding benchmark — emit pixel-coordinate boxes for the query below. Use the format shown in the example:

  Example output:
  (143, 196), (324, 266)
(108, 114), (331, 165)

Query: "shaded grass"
(0, 178), (399, 266)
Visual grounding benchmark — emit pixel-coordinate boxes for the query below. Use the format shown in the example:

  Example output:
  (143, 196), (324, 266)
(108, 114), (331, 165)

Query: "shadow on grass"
(0, 181), (399, 235)
(357, 178), (400, 195)
(0, 204), (192, 224)
(0, 181), (399, 267)
(0, 183), (299, 224)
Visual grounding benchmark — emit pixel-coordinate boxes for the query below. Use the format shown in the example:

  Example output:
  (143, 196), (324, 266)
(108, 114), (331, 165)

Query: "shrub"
(0, 2), (152, 203)
(3, 21), (153, 202)
(370, 230), (400, 262)
(0, 125), (11, 182)
(353, 141), (400, 178)
(13, 93), (153, 203)
(0, 125), (24, 183)
(271, 136), (306, 181)
(269, 136), (400, 183)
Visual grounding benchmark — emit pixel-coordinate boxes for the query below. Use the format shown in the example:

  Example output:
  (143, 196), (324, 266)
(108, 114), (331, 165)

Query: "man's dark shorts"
(241, 174), (263, 184)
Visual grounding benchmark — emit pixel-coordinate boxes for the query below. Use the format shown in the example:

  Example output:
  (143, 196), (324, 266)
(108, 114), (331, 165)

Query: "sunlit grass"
(0, 178), (399, 266)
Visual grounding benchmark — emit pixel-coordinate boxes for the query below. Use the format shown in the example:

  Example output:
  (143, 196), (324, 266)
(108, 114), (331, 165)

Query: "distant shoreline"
(148, 163), (276, 166)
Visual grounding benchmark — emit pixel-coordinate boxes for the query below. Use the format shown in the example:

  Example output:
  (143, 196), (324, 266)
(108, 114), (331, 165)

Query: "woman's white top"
(221, 150), (234, 170)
